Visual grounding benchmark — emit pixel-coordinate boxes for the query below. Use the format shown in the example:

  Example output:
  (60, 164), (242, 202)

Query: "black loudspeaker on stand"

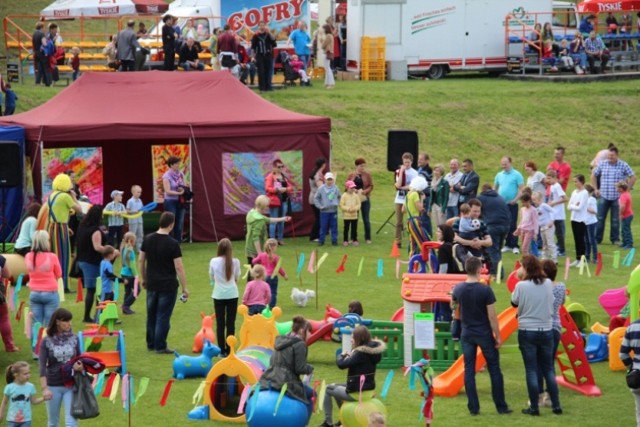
(0, 142), (22, 251)
(378, 130), (419, 234)
(386, 130), (419, 172)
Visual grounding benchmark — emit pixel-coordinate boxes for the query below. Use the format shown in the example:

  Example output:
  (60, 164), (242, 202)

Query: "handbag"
(627, 369), (640, 389)
(69, 257), (83, 279)
(71, 373), (100, 419)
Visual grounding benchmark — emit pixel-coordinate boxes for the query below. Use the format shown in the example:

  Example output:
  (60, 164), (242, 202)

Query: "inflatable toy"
(193, 312), (216, 353)
(245, 389), (309, 427)
(173, 340), (221, 380)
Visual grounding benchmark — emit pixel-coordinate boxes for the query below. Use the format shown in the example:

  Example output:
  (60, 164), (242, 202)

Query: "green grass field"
(3, 1), (640, 426)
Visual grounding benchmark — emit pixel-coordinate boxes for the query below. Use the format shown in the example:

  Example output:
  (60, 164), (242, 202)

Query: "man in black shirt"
(162, 15), (176, 71)
(32, 21), (49, 85)
(251, 21), (277, 92)
(139, 212), (189, 353)
(179, 36), (204, 71)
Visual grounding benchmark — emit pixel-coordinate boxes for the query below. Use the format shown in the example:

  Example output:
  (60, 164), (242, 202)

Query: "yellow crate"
(361, 36), (385, 47)
(361, 72), (385, 81)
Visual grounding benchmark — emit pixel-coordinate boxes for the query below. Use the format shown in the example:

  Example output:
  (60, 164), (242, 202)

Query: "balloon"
(246, 390), (309, 427)
(339, 398), (387, 427)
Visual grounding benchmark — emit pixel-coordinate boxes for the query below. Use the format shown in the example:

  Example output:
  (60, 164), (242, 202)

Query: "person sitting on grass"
(320, 325), (386, 427)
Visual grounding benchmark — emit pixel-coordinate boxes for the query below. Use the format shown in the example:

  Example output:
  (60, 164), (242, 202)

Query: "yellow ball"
(339, 398), (387, 427)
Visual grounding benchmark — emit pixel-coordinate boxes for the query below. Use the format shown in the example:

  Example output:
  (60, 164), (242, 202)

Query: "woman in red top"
(264, 159), (293, 245)
(26, 230), (62, 328)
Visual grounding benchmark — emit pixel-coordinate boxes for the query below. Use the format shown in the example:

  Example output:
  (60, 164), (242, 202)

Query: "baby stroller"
(279, 51), (300, 87)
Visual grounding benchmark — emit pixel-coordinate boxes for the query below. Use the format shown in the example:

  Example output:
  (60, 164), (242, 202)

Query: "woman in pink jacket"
(26, 230), (62, 327)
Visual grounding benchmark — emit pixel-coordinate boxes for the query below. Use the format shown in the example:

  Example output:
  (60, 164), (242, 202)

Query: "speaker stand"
(375, 210), (396, 235)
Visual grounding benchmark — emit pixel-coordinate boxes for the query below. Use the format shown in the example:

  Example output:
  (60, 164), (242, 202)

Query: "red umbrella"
(577, 0), (640, 13)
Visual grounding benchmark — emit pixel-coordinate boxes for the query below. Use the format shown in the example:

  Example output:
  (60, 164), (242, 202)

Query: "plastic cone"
(390, 242), (400, 258)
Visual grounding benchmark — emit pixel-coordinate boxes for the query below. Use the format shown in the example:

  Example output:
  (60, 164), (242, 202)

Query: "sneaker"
(521, 407), (540, 416)
(501, 247), (512, 253)
(612, 240), (623, 246)
(352, 241), (359, 247)
(64, 289), (76, 294)
(343, 241), (349, 247)
(318, 242), (325, 246)
(622, 245), (634, 250)
(558, 251), (566, 257)
(569, 260), (580, 267)
(122, 306), (136, 315)
(512, 247), (520, 254)
(277, 240), (285, 246)
(156, 348), (175, 354)
(498, 408), (514, 415)
(552, 407), (563, 415)
(366, 240), (372, 244)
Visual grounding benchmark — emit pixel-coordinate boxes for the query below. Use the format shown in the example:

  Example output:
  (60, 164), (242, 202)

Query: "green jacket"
(259, 335), (313, 402)
(430, 178), (449, 212)
(245, 208), (268, 258)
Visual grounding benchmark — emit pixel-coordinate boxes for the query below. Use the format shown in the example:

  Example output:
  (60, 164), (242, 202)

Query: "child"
(126, 185), (144, 251)
(457, 203), (480, 240)
(99, 245), (119, 302)
(3, 83), (17, 116)
(558, 39), (575, 70)
(105, 190), (126, 248)
(584, 184), (598, 262)
(532, 191), (556, 262)
(290, 54), (311, 86)
(314, 172), (341, 246)
(242, 264), (271, 315)
(252, 238), (288, 308)
(120, 232), (137, 315)
(0, 361), (45, 426)
(340, 180), (361, 246)
(514, 193), (538, 256)
(70, 46), (80, 81)
(348, 300), (364, 316)
(618, 181), (634, 249)
(545, 170), (568, 256)
(543, 40), (558, 72)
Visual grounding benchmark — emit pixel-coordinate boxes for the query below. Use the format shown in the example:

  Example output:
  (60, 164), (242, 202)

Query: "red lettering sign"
(227, 0), (305, 29)
(98, 6), (119, 15)
(54, 9), (70, 17)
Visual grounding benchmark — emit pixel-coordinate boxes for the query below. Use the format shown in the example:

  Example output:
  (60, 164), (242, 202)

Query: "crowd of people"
(28, 14), (347, 93)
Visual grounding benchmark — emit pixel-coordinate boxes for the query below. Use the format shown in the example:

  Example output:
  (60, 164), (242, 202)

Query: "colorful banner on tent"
(151, 145), (191, 203)
(222, 0), (310, 44)
(222, 151), (303, 215)
(41, 147), (104, 204)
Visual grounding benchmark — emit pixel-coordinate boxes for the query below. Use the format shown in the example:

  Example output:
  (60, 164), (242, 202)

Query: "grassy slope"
(3, 1), (640, 427)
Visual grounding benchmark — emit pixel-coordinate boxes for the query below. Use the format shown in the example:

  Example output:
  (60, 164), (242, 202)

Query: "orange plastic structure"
(608, 327), (627, 371)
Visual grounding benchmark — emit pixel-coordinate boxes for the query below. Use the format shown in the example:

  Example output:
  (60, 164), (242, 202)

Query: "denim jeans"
(146, 288), (178, 351)
(487, 224), (509, 276)
(8, 422), (31, 427)
(319, 212), (338, 245)
(585, 223), (598, 261)
(30, 291), (60, 327)
(518, 329), (561, 410)
(622, 215), (634, 248)
(420, 210), (433, 241)
(323, 384), (356, 424)
(266, 276), (278, 308)
(46, 385), (76, 427)
(360, 199), (371, 241)
(445, 205), (459, 220)
(461, 334), (509, 414)
(596, 197), (620, 244)
(163, 199), (186, 242)
(269, 203), (288, 241)
(538, 329), (561, 394)
(554, 219), (566, 254)
(505, 203), (519, 249)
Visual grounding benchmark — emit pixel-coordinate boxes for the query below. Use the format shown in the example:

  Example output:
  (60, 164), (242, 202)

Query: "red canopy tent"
(0, 72), (331, 241)
(577, 0), (640, 13)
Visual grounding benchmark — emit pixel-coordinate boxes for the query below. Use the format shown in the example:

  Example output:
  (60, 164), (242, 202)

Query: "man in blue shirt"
(584, 31), (610, 74)
(494, 157), (524, 254)
(579, 15), (595, 35)
(287, 21), (311, 70)
(591, 146), (636, 245)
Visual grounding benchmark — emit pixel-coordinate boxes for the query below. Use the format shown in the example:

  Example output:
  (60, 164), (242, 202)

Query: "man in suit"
(455, 159), (480, 207)
(116, 20), (140, 72)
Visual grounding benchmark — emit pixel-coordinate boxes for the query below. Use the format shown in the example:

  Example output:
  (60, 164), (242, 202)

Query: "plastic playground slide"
(433, 307), (518, 397)
(306, 323), (334, 346)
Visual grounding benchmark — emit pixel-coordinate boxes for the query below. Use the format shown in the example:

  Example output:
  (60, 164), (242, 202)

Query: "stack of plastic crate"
(360, 36), (386, 81)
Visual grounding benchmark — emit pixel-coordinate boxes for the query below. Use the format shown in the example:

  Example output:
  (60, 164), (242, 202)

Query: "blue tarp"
(0, 126), (25, 242)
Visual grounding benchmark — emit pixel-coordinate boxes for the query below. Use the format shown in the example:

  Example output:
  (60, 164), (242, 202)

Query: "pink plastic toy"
(193, 312), (216, 353)
(598, 287), (628, 318)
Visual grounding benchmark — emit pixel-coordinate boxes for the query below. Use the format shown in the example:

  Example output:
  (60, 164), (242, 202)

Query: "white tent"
(41, 0), (168, 17)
